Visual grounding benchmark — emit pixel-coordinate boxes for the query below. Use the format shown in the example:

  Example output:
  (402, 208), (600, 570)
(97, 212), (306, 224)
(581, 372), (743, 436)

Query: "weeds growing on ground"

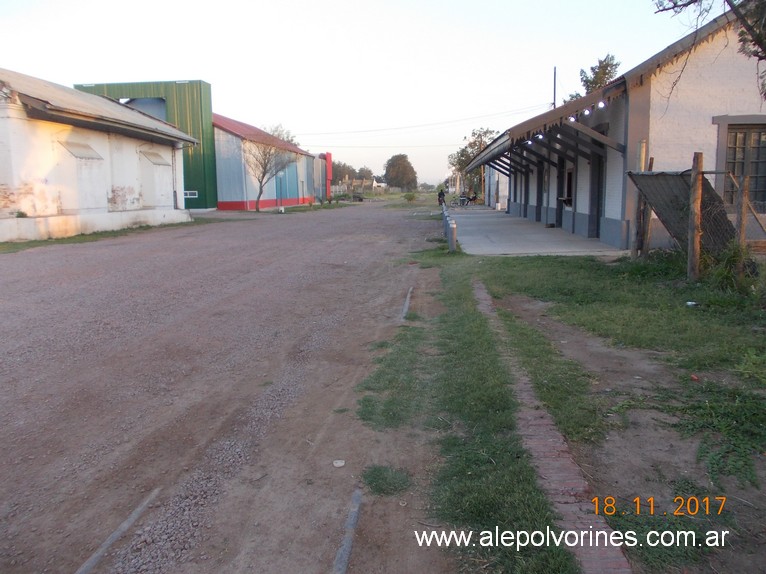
(358, 242), (764, 573)
(362, 465), (411, 495)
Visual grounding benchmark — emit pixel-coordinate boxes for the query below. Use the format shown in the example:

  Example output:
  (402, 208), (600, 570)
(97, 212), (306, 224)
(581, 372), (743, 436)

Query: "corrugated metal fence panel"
(75, 81), (218, 209)
(305, 156), (315, 200)
(214, 128), (246, 202)
(627, 172), (735, 256)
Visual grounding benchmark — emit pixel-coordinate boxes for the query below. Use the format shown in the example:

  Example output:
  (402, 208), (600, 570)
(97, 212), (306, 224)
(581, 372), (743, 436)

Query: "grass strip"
(428, 260), (580, 573)
(356, 326), (428, 429)
(362, 465), (411, 496)
(476, 252), (766, 373)
(0, 220), (208, 254)
(495, 308), (608, 442)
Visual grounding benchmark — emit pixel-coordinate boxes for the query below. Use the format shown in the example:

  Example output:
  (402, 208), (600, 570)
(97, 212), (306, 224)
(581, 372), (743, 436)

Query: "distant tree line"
(331, 153), (418, 191)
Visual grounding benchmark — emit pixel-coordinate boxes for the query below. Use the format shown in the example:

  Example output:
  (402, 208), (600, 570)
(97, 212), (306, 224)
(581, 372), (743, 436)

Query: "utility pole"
(553, 66), (557, 108)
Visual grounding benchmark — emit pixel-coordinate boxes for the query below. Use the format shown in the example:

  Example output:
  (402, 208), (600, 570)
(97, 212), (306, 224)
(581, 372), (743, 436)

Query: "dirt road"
(0, 204), (453, 573)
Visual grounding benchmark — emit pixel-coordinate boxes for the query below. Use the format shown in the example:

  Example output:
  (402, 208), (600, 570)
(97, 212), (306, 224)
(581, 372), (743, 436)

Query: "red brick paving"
(474, 282), (634, 574)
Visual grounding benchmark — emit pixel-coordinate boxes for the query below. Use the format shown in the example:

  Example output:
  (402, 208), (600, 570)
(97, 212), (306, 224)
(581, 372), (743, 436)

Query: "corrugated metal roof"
(212, 113), (312, 157)
(0, 67), (197, 146)
(466, 10), (737, 173)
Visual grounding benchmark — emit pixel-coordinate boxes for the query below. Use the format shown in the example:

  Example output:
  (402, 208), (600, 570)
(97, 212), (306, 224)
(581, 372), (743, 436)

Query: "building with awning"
(466, 10), (765, 249)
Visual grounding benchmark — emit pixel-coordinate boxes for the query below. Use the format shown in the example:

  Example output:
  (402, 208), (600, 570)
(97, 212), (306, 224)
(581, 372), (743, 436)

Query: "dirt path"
(495, 294), (766, 574)
(0, 204), (453, 574)
(4, 203), (762, 574)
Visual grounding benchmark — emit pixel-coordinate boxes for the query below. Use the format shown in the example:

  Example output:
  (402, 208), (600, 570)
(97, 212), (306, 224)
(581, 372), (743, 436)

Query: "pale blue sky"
(1, 0), (723, 183)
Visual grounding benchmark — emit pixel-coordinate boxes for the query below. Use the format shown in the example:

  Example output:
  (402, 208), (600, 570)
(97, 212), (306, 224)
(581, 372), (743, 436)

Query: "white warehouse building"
(0, 68), (197, 242)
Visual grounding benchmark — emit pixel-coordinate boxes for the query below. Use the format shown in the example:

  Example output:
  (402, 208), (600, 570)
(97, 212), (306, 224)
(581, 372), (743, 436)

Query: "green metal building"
(75, 80), (217, 209)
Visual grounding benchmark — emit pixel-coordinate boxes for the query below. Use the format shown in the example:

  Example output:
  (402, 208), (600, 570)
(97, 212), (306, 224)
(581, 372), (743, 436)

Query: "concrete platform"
(449, 207), (629, 257)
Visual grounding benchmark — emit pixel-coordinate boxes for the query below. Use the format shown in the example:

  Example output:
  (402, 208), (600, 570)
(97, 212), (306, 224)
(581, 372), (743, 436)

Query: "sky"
(1, 0), (723, 184)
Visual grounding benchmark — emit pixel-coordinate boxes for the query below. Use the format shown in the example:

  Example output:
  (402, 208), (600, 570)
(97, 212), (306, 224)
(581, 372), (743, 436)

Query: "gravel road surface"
(0, 203), (450, 573)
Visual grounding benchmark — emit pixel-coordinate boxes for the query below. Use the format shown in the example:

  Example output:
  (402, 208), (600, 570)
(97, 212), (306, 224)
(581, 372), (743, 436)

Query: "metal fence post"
(448, 218), (457, 253)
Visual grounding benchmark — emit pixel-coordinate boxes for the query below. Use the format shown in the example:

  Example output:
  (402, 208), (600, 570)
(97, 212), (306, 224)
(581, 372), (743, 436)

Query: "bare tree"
(242, 126), (299, 212)
(655, 0), (766, 97)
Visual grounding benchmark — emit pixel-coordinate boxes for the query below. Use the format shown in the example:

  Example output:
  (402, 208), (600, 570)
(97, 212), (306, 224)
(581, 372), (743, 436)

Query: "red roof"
(212, 113), (311, 156)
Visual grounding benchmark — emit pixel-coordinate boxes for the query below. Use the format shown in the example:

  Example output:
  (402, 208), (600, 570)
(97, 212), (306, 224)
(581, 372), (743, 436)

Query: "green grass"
(496, 309), (608, 442)
(476, 252), (766, 372)
(357, 244), (764, 572)
(475, 251), (766, 486)
(362, 465), (411, 495)
(357, 254), (580, 572)
(602, 477), (734, 572)
(604, 511), (716, 572)
(428, 260), (580, 573)
(655, 378), (766, 487)
(356, 326), (428, 428)
(279, 201), (350, 213)
(0, 221), (204, 254)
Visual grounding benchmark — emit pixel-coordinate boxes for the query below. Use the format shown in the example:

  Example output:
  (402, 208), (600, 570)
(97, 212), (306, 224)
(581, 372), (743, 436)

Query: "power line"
(295, 103), (550, 137)
(300, 143), (462, 149)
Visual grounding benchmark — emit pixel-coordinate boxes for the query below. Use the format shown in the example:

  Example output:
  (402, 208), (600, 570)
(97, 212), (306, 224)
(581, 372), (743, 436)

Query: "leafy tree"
(384, 154), (418, 190)
(332, 161), (357, 184)
(449, 127), (498, 194)
(655, 0), (766, 98)
(242, 125), (299, 212)
(357, 166), (373, 180)
(563, 54), (621, 103)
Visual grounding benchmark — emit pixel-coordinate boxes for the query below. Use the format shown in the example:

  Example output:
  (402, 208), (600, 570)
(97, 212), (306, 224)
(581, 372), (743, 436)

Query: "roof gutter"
(18, 93), (198, 147)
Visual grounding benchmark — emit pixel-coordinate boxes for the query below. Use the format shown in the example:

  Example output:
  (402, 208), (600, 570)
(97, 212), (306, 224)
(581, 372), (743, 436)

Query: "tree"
(449, 127), (498, 194)
(655, 0), (766, 98)
(384, 154), (418, 190)
(270, 124), (299, 146)
(242, 126), (299, 212)
(357, 166), (373, 180)
(331, 161), (357, 184)
(563, 54), (621, 103)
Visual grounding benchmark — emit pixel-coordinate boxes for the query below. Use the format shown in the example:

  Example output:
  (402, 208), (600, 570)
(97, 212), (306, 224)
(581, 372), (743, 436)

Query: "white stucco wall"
(0, 101), (189, 241)
(648, 24), (763, 171)
(485, 167), (509, 209)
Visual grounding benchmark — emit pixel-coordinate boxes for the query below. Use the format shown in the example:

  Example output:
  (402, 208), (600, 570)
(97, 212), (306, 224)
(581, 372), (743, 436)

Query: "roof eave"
(19, 93), (198, 147)
(465, 80), (626, 173)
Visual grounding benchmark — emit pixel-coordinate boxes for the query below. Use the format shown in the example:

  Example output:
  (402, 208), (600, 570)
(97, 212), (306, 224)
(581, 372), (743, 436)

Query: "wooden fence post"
(736, 176), (750, 281)
(640, 157), (654, 259)
(688, 152), (703, 281)
(632, 140), (648, 259)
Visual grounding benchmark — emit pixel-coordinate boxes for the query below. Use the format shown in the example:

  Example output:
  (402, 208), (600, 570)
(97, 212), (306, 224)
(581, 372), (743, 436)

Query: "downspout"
(172, 144), (179, 210)
(621, 87), (631, 250)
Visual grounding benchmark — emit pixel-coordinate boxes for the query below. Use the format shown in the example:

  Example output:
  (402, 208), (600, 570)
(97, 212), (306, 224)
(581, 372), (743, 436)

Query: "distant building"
(213, 114), (328, 209)
(467, 11), (765, 249)
(75, 82), (331, 211)
(0, 68), (196, 242)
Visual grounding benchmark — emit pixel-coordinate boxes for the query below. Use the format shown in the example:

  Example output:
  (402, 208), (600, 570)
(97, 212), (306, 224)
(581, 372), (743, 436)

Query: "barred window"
(726, 126), (766, 209)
